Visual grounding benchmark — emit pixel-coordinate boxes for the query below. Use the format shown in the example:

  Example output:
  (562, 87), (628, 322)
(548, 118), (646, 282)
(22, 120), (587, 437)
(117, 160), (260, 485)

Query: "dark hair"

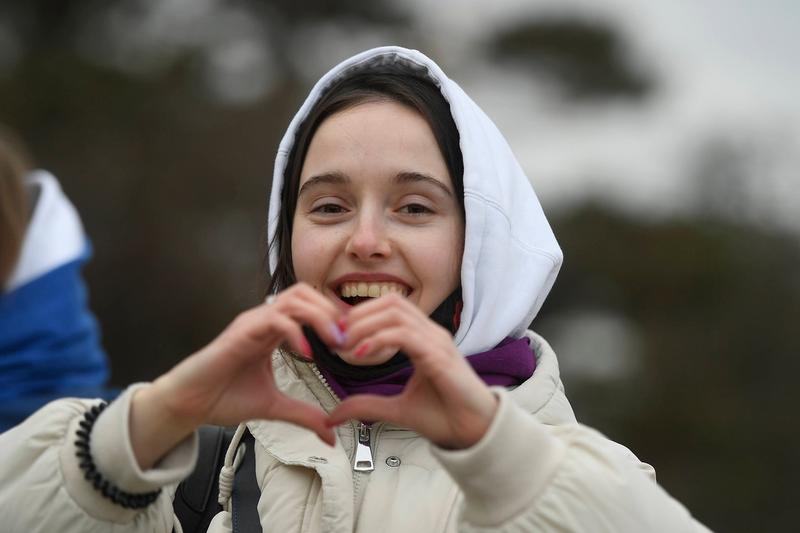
(266, 67), (464, 295)
(0, 127), (32, 287)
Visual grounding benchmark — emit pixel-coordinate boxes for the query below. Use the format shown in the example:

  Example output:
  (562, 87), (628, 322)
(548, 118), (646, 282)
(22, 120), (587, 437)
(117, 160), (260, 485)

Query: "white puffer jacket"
(0, 332), (710, 532)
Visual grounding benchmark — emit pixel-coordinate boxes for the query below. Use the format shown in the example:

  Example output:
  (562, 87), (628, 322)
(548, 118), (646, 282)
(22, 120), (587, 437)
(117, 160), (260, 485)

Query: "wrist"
(75, 401), (162, 508)
(431, 389), (566, 527)
(438, 390), (499, 450)
(130, 383), (199, 470)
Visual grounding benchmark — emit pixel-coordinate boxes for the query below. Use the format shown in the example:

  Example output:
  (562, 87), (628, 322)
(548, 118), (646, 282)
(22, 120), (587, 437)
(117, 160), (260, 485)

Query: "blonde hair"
(0, 126), (31, 287)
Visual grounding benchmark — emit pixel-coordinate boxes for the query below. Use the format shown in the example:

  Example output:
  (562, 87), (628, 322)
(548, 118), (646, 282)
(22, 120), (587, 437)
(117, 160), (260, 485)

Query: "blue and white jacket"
(0, 171), (110, 430)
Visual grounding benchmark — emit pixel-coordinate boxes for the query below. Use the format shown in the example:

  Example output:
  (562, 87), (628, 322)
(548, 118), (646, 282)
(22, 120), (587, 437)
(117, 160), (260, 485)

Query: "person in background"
(0, 128), (27, 287)
(0, 126), (114, 432)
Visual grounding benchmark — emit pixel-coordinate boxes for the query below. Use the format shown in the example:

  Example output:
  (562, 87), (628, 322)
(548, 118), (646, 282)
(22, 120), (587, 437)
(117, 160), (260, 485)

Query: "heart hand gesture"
(329, 294), (498, 449)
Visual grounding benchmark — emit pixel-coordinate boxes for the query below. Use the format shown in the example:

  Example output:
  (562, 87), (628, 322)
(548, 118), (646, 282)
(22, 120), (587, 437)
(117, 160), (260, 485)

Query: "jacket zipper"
(353, 423), (374, 472)
(311, 362), (378, 522)
(310, 364), (375, 472)
(310, 363), (341, 403)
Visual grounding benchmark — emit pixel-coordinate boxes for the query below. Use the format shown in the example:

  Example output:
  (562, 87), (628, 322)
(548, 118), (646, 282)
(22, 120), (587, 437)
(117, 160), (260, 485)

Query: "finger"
(262, 284), (345, 348)
(273, 297), (346, 348)
(269, 394), (337, 446)
(340, 293), (427, 350)
(285, 282), (341, 318)
(354, 326), (488, 406)
(327, 395), (404, 427)
(236, 311), (312, 359)
(352, 325), (458, 377)
(341, 303), (423, 350)
(343, 293), (417, 325)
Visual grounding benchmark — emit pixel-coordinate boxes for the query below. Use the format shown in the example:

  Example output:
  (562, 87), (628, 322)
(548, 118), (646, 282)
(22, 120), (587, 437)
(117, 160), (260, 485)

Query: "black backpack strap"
(173, 425), (236, 533)
(231, 428), (263, 533)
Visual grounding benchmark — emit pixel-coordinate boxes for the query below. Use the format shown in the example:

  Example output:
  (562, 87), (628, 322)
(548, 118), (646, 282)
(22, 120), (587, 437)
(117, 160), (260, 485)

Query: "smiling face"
(291, 100), (464, 361)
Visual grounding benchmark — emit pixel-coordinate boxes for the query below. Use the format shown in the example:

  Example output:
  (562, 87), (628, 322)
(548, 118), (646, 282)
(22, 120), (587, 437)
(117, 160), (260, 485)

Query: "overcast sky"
(401, 0), (800, 229)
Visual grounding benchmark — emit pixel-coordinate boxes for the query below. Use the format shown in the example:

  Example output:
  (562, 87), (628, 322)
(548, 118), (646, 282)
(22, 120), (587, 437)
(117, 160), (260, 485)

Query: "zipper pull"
(353, 423), (374, 472)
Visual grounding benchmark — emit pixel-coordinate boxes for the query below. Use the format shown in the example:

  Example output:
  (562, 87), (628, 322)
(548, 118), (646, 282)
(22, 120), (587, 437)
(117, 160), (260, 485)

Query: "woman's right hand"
(129, 283), (344, 469)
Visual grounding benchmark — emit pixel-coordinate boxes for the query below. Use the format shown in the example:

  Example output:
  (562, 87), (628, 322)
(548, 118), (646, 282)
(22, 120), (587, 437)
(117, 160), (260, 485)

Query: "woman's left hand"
(327, 294), (498, 449)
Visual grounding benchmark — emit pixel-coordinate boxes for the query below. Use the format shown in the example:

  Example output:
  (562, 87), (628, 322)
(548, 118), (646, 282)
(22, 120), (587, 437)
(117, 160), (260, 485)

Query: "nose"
(345, 210), (391, 261)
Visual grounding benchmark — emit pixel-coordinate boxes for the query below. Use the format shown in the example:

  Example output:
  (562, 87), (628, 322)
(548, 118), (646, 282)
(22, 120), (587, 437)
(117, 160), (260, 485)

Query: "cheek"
(442, 241), (463, 289)
(414, 224), (463, 286)
(291, 231), (324, 283)
(291, 226), (346, 285)
(441, 220), (464, 279)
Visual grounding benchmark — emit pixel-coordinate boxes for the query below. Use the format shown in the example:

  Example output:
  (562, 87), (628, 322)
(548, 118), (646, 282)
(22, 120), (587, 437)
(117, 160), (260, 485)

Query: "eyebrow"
(298, 170), (453, 198)
(297, 171), (349, 198)
(394, 171), (453, 198)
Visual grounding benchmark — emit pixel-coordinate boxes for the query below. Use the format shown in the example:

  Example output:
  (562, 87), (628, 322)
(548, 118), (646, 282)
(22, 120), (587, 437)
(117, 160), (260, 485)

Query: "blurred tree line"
(2, 1), (796, 530)
(539, 205), (800, 530)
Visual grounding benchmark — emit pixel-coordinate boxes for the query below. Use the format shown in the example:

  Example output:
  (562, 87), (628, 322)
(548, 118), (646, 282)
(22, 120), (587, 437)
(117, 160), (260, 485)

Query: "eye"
(399, 203), (434, 216)
(311, 203), (347, 215)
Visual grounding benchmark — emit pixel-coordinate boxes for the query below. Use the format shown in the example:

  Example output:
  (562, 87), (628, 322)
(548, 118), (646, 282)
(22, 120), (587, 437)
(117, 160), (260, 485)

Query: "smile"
(336, 281), (410, 306)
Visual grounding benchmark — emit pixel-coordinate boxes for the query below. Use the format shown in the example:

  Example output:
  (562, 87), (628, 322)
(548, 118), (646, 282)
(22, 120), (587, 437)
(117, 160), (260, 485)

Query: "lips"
(329, 273), (412, 306)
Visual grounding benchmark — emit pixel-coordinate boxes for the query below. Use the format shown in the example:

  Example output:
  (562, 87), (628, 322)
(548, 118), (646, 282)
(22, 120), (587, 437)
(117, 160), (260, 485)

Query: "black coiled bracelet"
(74, 401), (162, 509)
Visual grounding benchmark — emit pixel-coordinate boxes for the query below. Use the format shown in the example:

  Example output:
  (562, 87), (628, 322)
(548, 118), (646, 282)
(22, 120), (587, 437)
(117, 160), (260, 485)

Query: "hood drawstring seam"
(217, 423), (248, 511)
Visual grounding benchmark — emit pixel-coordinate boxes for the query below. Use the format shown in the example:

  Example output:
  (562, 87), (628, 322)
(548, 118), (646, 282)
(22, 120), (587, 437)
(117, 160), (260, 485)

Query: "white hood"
(4, 170), (87, 292)
(268, 46), (562, 356)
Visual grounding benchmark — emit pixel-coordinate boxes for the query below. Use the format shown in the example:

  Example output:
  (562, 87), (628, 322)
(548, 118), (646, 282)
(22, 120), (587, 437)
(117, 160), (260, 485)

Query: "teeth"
(339, 281), (409, 299)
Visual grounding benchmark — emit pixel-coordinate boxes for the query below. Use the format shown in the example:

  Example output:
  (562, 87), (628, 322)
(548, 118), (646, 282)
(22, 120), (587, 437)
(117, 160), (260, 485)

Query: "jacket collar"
(512, 331), (577, 425)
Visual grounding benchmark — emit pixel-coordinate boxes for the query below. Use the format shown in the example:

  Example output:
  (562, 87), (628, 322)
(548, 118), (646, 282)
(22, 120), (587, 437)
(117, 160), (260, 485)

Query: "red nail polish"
(337, 318), (348, 332)
(355, 344), (369, 358)
(301, 337), (313, 358)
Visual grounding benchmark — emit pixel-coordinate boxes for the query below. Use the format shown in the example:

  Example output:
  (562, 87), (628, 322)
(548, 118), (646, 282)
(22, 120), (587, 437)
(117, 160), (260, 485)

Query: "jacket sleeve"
(430, 389), (713, 533)
(0, 385), (199, 533)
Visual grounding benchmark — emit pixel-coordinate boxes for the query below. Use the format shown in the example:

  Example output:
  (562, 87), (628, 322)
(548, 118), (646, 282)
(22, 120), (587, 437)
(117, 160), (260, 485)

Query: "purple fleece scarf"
(318, 337), (535, 400)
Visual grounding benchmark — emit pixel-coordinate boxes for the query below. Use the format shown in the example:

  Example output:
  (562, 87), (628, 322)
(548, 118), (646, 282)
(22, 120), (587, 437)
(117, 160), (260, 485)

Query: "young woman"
(0, 47), (711, 532)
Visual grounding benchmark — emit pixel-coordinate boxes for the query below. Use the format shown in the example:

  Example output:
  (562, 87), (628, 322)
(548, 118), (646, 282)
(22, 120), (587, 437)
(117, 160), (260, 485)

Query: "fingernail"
(355, 343), (369, 358)
(329, 323), (346, 347)
(301, 337), (313, 358)
(337, 318), (348, 332)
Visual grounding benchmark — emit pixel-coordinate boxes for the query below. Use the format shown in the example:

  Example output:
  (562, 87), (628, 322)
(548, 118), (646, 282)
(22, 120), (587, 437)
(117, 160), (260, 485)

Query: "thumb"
(327, 395), (403, 427)
(268, 394), (337, 447)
